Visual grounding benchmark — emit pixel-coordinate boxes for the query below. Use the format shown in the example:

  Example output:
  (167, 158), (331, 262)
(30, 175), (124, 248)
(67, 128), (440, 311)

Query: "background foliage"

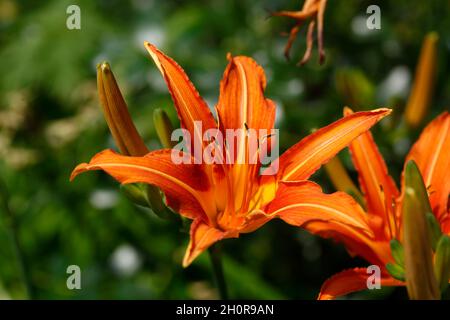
(0, 0), (448, 299)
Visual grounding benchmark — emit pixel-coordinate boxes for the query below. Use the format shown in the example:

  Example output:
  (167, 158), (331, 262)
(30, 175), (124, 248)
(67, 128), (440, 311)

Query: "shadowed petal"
(183, 219), (238, 267)
(405, 112), (450, 220)
(318, 268), (403, 300)
(344, 107), (399, 237)
(305, 220), (390, 266)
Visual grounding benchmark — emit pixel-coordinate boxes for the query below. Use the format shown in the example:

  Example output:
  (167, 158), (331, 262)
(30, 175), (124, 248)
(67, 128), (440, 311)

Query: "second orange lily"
(71, 43), (390, 267)
(315, 110), (450, 299)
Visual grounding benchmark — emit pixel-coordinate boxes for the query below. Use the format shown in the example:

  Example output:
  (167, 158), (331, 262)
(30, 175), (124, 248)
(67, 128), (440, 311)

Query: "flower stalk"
(208, 244), (228, 300)
(0, 178), (33, 299)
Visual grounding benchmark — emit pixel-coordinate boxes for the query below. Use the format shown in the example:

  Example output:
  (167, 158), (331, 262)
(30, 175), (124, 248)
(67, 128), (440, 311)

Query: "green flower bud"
(402, 160), (439, 300)
(153, 108), (175, 148)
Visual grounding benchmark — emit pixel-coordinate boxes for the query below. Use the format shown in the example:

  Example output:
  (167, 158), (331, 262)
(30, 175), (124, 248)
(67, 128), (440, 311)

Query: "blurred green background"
(0, 0), (449, 299)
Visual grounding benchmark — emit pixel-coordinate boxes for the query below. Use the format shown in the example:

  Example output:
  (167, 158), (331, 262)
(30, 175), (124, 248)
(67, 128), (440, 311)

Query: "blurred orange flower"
(273, 0), (328, 65)
(71, 43), (390, 267)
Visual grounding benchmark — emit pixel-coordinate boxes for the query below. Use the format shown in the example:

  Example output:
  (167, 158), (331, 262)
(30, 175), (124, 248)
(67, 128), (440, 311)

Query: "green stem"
(208, 244), (228, 300)
(0, 179), (33, 299)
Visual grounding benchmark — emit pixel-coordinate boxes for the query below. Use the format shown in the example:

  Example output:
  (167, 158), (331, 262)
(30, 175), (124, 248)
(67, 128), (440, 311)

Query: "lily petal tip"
(70, 163), (89, 182)
(182, 252), (195, 268)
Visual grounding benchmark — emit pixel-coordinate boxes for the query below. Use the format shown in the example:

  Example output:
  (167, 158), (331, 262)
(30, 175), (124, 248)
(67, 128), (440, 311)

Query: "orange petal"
(318, 268), (403, 300)
(405, 112), (450, 220)
(144, 42), (217, 151)
(71, 149), (215, 222)
(441, 215), (450, 234)
(266, 181), (371, 233)
(271, 108), (391, 181)
(266, 180), (392, 265)
(306, 220), (390, 266)
(216, 55), (276, 211)
(182, 219), (237, 267)
(217, 55), (275, 135)
(344, 107), (400, 238)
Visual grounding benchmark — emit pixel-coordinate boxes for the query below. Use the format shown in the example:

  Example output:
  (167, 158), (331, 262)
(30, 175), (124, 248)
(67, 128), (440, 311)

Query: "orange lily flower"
(272, 0), (328, 65)
(71, 42), (390, 267)
(315, 110), (450, 299)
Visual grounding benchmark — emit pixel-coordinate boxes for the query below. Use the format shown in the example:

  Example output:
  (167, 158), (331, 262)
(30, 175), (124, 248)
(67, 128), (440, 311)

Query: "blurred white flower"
(89, 189), (118, 210)
(378, 66), (411, 102)
(110, 244), (142, 277)
(352, 15), (379, 37)
(134, 26), (165, 52)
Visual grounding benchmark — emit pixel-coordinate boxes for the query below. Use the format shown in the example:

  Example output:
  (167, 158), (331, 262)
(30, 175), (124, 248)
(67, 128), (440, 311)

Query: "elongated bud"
(97, 62), (148, 156)
(335, 68), (375, 109)
(402, 160), (439, 300)
(434, 235), (450, 293)
(324, 156), (365, 206)
(97, 63), (171, 220)
(404, 32), (438, 128)
(153, 108), (175, 148)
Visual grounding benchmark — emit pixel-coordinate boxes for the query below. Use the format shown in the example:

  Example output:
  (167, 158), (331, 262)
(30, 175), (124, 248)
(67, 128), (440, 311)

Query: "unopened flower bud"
(153, 108), (175, 148)
(97, 62), (148, 156)
(404, 32), (438, 128)
(402, 160), (439, 300)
